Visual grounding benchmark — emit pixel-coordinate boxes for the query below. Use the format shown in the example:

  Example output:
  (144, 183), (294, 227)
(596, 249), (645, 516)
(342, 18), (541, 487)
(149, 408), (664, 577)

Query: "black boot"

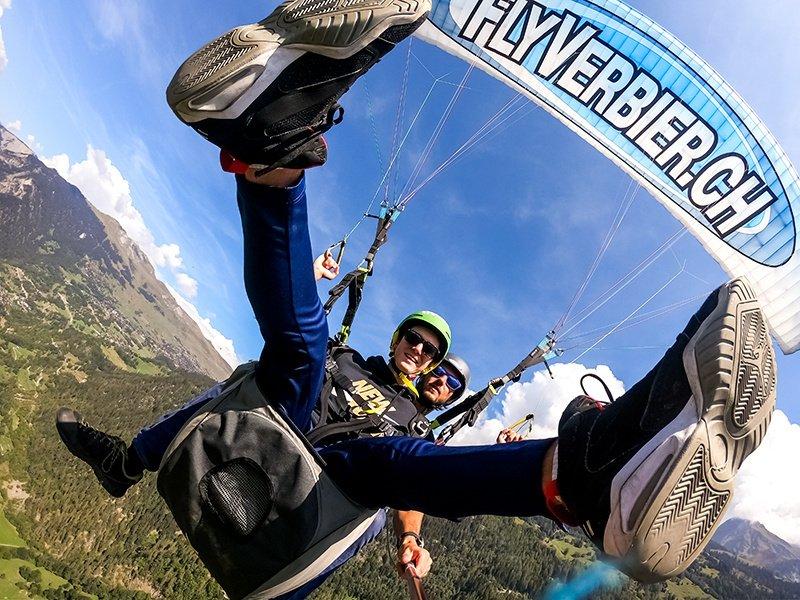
(167, 0), (430, 170)
(555, 277), (776, 582)
(56, 408), (144, 498)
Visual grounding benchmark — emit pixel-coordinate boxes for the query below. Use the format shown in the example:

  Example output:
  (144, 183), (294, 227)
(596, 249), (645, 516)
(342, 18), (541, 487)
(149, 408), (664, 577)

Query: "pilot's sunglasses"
(431, 365), (463, 391)
(402, 329), (440, 359)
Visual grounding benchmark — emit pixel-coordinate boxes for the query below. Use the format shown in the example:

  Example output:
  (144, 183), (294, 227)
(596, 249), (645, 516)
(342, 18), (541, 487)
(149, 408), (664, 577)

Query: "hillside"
(0, 124), (231, 380)
(712, 518), (800, 583)
(309, 516), (800, 600)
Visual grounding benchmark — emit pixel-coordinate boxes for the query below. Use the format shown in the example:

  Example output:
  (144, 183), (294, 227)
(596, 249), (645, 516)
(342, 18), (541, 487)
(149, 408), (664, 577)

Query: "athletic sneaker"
(219, 135), (327, 175)
(56, 408), (143, 498)
(555, 277), (776, 582)
(167, 0), (430, 169)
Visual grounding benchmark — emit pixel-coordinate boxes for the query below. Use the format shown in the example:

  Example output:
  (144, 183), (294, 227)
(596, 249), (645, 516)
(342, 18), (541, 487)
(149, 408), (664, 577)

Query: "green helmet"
(390, 310), (452, 365)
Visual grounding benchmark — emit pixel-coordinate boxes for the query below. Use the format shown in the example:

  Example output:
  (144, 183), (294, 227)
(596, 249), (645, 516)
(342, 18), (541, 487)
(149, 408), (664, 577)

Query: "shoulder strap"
(221, 361), (259, 391)
(308, 353), (403, 446)
(324, 208), (399, 345)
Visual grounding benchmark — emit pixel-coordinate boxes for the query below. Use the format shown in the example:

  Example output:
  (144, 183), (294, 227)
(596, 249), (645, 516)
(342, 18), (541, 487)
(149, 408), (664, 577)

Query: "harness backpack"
(156, 363), (382, 600)
(156, 351), (432, 599)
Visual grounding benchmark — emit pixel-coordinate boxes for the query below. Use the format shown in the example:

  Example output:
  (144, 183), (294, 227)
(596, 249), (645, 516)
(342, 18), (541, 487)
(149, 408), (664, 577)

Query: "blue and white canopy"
(418, 0), (800, 353)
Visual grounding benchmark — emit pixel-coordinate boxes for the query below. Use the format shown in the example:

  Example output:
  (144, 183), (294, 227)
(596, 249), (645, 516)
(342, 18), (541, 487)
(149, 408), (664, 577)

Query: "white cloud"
(43, 146), (184, 270)
(6, 119), (21, 132)
(158, 243), (183, 270)
(167, 284), (238, 371)
(449, 362), (625, 445)
(729, 409), (800, 546)
(42, 145), (237, 369)
(0, 0), (10, 72)
(175, 272), (198, 299)
(43, 152), (69, 174)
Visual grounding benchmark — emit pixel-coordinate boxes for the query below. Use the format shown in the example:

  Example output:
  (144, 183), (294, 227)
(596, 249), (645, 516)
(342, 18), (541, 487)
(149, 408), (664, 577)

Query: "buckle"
(410, 418), (430, 437)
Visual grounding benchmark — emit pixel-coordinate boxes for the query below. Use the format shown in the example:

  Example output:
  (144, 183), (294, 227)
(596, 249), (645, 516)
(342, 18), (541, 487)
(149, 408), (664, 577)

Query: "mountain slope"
(0, 124), (231, 380)
(712, 518), (800, 582)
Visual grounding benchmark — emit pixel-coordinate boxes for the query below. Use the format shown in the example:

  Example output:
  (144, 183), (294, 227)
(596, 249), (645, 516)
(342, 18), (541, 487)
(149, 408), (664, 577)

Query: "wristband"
(397, 531), (424, 548)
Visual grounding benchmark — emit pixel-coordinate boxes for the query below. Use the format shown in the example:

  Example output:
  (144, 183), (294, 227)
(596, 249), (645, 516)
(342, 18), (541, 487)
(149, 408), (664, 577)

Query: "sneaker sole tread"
(167, 0), (428, 122)
(625, 277), (776, 582)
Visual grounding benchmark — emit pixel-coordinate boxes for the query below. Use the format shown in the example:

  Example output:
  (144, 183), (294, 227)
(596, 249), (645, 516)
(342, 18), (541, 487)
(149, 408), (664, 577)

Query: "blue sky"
(2, 0), (800, 538)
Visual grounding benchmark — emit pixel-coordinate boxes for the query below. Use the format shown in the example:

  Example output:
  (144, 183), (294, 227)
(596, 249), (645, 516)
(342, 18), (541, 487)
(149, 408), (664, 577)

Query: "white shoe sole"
(604, 277), (776, 582)
(167, 0), (430, 123)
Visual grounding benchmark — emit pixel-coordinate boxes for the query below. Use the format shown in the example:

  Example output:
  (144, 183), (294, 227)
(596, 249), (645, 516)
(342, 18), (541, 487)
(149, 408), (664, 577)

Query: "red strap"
(220, 150), (249, 175)
(543, 479), (581, 527)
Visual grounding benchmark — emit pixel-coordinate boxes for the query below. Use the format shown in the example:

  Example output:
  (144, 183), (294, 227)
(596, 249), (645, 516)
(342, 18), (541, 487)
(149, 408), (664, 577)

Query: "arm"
(393, 510), (432, 578)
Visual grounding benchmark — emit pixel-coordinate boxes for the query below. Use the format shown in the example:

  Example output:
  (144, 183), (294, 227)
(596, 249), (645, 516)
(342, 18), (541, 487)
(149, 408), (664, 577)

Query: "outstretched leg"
(237, 173), (328, 430)
(320, 278), (777, 583)
(320, 436), (555, 520)
(55, 173), (328, 493)
(55, 0), (429, 504)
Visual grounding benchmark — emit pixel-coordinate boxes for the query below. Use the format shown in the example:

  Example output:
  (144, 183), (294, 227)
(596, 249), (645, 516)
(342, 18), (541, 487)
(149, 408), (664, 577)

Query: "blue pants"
(131, 175), (550, 594)
(132, 176), (328, 468)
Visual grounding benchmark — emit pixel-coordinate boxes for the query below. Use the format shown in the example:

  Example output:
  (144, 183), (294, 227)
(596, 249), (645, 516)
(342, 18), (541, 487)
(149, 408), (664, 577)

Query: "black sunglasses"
(402, 329), (441, 359)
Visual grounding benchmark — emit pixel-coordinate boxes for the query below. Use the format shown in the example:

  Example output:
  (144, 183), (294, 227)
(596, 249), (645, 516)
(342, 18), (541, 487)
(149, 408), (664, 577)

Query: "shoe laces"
(106, 438), (127, 464)
(580, 373), (615, 406)
(253, 104), (343, 176)
(78, 419), (123, 456)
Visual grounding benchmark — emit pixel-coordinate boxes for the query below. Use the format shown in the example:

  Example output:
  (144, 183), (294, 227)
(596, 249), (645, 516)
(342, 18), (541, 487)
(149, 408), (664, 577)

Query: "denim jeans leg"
(130, 382), (224, 471)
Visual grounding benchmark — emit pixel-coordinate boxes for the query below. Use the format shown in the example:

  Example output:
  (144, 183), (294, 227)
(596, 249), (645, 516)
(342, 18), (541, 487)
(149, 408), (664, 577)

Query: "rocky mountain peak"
(0, 125), (34, 157)
(0, 122), (232, 379)
(713, 518), (800, 582)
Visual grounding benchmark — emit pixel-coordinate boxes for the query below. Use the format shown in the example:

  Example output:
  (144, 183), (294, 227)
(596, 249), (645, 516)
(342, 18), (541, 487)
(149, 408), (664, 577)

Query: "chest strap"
(308, 356), (402, 445)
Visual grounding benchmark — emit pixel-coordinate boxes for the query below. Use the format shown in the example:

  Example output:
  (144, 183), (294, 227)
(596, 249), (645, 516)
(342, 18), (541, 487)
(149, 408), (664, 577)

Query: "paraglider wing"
(417, 0), (800, 353)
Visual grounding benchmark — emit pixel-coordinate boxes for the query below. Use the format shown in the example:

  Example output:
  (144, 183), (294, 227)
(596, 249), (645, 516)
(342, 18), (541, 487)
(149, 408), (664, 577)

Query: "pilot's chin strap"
(388, 356), (420, 399)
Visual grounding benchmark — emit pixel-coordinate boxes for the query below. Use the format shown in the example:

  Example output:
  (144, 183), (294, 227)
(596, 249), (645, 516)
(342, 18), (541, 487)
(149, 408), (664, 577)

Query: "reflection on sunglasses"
(432, 365), (463, 391)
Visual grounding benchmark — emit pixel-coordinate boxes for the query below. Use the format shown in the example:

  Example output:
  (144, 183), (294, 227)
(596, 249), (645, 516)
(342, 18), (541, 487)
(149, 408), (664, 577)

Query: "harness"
(156, 345), (434, 600)
(307, 343), (432, 446)
(157, 364), (383, 600)
(324, 207), (399, 345)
